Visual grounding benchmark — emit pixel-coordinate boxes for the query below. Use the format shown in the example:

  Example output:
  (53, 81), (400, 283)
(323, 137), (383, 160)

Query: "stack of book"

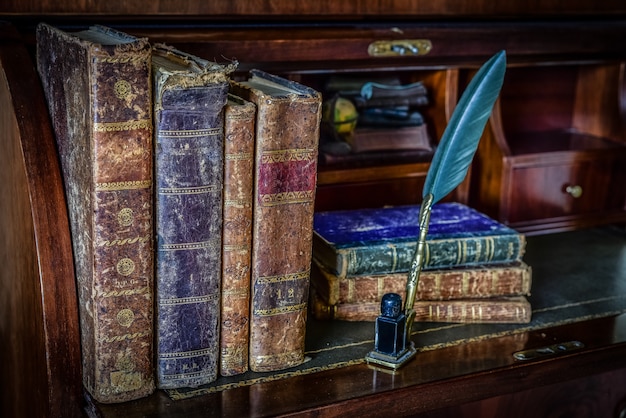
(310, 203), (532, 324)
(320, 76), (434, 158)
(36, 24), (321, 403)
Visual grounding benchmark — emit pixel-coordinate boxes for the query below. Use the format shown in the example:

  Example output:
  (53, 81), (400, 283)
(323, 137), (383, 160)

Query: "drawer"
(503, 157), (626, 224)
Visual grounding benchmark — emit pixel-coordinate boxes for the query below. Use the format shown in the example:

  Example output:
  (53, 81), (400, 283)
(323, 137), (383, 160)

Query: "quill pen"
(403, 50), (507, 334)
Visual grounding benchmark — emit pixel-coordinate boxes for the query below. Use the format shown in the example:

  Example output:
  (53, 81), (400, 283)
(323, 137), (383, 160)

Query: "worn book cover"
(311, 291), (532, 323)
(230, 70), (322, 372)
(311, 260), (532, 305)
(313, 202), (526, 279)
(152, 45), (235, 388)
(220, 92), (256, 376)
(36, 23), (155, 402)
(346, 124), (432, 153)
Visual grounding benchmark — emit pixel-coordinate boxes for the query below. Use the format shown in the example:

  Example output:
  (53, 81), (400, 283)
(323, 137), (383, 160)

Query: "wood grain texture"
(470, 62), (626, 234)
(1, 4), (626, 416)
(90, 314), (626, 417)
(0, 22), (82, 418)
(1, 0), (626, 19)
(126, 21), (626, 73)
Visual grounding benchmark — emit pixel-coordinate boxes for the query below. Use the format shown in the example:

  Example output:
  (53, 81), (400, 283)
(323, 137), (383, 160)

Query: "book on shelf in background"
(230, 70), (322, 372)
(36, 23), (155, 403)
(220, 92), (256, 377)
(319, 75), (434, 165)
(152, 44), (235, 389)
(311, 202), (531, 324)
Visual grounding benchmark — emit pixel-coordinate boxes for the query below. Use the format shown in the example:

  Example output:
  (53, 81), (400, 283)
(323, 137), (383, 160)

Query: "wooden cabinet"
(470, 63), (626, 234)
(1, 2), (626, 418)
(130, 22), (626, 222)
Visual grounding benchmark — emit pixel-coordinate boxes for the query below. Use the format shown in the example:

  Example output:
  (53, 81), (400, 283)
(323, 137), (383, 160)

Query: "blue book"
(312, 203), (526, 278)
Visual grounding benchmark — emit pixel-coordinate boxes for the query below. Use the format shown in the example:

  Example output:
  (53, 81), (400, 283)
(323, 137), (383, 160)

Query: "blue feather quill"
(404, 50), (507, 335)
(424, 50), (507, 203)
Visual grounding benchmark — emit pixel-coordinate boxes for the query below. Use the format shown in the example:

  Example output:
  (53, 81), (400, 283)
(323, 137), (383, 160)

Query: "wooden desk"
(1, 3), (626, 417)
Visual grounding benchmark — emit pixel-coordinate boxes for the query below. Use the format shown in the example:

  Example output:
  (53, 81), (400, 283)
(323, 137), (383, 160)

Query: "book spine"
(231, 74), (322, 372)
(412, 298), (532, 323)
(219, 94), (256, 376)
(154, 77), (229, 388)
(312, 262), (532, 305)
(311, 293), (531, 324)
(333, 234), (526, 278)
(353, 94), (429, 108)
(36, 24), (155, 403)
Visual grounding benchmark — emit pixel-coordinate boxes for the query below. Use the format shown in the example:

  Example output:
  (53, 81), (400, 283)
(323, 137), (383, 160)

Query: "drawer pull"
(368, 40), (432, 57)
(565, 185), (583, 198)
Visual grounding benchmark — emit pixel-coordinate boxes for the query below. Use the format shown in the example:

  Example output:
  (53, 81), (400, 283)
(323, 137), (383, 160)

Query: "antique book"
(230, 70), (322, 372)
(36, 23), (155, 402)
(219, 93), (256, 376)
(311, 291), (532, 324)
(345, 124), (432, 153)
(358, 107), (425, 127)
(313, 202), (526, 279)
(152, 45), (234, 389)
(352, 94), (429, 109)
(311, 260), (532, 305)
(319, 147), (434, 167)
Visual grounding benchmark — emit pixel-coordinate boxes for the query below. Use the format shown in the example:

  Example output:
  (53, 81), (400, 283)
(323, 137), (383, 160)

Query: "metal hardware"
(368, 39), (432, 57)
(513, 340), (584, 361)
(565, 185), (583, 198)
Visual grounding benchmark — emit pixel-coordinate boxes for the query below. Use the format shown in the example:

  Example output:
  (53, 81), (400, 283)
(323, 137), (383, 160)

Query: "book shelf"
(306, 68), (462, 211)
(1, 2), (626, 417)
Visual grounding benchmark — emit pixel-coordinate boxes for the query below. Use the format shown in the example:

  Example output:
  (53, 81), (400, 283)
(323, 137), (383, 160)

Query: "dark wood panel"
(0, 6), (625, 417)
(0, 22), (82, 418)
(504, 156), (626, 224)
(1, 0), (626, 19)
(119, 22), (626, 73)
(90, 314), (626, 417)
(418, 367), (626, 418)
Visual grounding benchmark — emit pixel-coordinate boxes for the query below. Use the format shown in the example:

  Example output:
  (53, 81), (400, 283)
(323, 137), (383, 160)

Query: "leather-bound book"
(230, 70), (322, 372)
(311, 291), (532, 324)
(152, 45), (235, 388)
(313, 203), (527, 279)
(219, 93), (256, 376)
(36, 24), (155, 403)
(311, 261), (532, 305)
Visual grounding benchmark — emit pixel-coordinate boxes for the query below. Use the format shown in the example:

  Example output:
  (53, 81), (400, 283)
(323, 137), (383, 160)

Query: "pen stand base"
(365, 342), (417, 370)
(365, 293), (417, 370)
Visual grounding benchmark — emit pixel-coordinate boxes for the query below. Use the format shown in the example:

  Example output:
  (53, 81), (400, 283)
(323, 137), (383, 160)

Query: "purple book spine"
(154, 77), (229, 388)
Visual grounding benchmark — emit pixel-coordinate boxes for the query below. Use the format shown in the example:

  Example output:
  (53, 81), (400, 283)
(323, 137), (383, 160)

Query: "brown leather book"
(312, 261), (532, 305)
(152, 45), (235, 389)
(311, 291), (532, 324)
(36, 24), (155, 402)
(346, 124), (433, 153)
(219, 93), (256, 376)
(230, 70), (322, 372)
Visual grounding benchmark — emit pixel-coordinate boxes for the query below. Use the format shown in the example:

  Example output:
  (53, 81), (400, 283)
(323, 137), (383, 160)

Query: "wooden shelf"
(89, 314), (626, 417)
(2, 4), (626, 417)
